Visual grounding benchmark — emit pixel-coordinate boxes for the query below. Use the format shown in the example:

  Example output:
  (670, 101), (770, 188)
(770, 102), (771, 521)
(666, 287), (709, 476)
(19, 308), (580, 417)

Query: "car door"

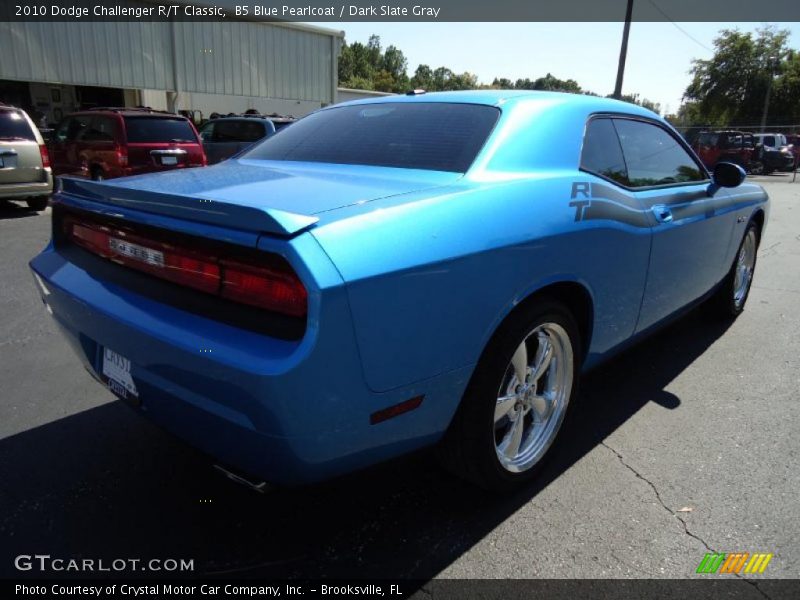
(198, 121), (219, 163)
(207, 120), (243, 164)
(51, 115), (91, 177)
(611, 117), (737, 333)
(694, 132), (719, 168)
(49, 117), (74, 175)
(82, 115), (117, 177)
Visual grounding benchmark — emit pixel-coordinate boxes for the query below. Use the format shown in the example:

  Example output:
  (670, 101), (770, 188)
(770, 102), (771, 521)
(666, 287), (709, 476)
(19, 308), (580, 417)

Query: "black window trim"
(579, 112), (711, 193)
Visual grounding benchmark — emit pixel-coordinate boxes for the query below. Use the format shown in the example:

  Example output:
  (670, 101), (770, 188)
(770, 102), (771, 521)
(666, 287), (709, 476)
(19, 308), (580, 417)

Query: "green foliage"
(683, 27), (798, 126)
(338, 33), (669, 112)
(609, 93), (662, 115)
(339, 36), (491, 93)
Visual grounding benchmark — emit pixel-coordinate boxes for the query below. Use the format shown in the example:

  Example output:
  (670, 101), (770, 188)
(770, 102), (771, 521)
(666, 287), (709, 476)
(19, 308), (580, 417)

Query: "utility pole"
(759, 56), (778, 133)
(613, 0), (634, 99)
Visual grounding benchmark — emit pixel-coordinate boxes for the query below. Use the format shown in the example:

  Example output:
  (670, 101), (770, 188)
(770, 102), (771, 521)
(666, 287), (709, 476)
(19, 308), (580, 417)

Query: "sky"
(309, 22), (800, 115)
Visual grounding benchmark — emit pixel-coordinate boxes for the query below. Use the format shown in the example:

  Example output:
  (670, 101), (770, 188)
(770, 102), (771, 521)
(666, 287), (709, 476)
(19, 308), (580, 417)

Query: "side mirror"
(713, 162), (746, 188)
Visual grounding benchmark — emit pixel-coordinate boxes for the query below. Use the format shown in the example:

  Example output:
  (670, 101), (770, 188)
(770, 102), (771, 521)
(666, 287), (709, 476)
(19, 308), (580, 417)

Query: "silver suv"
(0, 105), (53, 211)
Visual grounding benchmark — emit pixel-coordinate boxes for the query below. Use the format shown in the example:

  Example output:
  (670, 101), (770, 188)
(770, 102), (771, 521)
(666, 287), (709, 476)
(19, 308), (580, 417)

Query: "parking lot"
(0, 175), (798, 584)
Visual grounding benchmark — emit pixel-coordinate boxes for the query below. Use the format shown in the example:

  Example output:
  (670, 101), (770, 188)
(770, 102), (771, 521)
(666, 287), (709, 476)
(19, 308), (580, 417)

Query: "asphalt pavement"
(0, 174), (798, 587)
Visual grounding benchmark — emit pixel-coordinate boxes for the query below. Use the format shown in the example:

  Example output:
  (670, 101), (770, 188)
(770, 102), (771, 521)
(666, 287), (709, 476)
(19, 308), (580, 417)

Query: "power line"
(647, 0), (713, 53)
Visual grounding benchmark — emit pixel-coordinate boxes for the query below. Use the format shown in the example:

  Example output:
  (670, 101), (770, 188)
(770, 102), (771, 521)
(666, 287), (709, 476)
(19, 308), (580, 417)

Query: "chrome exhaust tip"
(213, 464), (271, 494)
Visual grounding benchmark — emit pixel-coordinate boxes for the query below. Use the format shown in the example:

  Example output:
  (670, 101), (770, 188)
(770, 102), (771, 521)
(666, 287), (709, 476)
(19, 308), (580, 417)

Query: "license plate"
(102, 347), (139, 399)
(109, 237), (164, 267)
(161, 156), (178, 165)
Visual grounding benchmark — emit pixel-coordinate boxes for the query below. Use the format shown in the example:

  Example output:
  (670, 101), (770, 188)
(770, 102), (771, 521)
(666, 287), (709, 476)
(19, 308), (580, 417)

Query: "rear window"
(0, 109), (36, 141)
(243, 103), (500, 173)
(214, 120), (269, 142)
(124, 117), (197, 143)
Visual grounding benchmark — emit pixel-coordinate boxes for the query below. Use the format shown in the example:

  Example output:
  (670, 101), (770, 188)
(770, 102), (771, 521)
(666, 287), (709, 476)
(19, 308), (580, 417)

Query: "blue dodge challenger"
(30, 91), (768, 490)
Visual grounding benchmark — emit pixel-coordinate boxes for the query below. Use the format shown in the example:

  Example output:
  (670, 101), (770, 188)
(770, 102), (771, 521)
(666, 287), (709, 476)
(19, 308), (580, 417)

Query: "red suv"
(50, 108), (206, 180)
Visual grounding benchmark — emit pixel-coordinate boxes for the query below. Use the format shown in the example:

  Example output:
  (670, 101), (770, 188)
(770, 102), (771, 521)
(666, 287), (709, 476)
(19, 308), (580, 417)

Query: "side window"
(697, 132), (718, 147)
(580, 118), (628, 185)
(613, 119), (706, 187)
(55, 118), (73, 142)
(241, 121), (267, 142)
(83, 116), (116, 142)
(214, 120), (243, 142)
(199, 122), (214, 141)
(68, 115), (91, 141)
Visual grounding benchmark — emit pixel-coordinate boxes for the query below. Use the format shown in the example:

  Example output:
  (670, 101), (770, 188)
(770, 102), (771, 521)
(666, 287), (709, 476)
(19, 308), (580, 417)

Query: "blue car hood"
(59, 160), (460, 236)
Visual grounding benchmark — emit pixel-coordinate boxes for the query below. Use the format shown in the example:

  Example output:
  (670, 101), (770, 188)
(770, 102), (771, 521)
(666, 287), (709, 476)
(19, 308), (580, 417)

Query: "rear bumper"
(29, 237), (469, 485)
(0, 177), (53, 199)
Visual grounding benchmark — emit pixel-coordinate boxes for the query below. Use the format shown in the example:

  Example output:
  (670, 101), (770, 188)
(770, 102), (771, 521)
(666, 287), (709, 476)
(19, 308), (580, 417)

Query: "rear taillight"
(65, 217), (306, 317)
(115, 145), (128, 167)
(221, 260), (307, 317)
(39, 144), (50, 168)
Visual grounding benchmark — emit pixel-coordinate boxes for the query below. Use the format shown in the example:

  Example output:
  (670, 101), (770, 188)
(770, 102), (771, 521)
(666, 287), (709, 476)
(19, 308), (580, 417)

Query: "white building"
(0, 14), (343, 126)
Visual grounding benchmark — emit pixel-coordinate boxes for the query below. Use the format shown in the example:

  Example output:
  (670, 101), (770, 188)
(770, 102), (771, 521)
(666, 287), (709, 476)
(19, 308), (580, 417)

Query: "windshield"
(124, 117), (197, 143)
(242, 102), (500, 173)
(0, 109), (36, 141)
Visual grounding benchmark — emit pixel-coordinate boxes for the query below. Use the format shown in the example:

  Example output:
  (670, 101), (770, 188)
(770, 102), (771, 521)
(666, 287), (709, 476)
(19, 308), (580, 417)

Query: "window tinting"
(199, 122), (214, 141)
(580, 118), (628, 184)
(697, 132), (718, 147)
(214, 120), (270, 142)
(61, 115), (91, 142)
(243, 103), (500, 173)
(124, 117), (196, 143)
(613, 119), (705, 187)
(0, 110), (35, 140)
(82, 116), (116, 142)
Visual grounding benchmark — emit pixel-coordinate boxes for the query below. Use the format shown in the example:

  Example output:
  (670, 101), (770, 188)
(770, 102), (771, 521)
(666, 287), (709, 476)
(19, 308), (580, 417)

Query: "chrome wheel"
(733, 229), (756, 308)
(494, 322), (574, 473)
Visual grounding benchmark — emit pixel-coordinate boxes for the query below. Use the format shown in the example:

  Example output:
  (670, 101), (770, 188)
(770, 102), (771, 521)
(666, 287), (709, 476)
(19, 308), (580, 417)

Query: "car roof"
(208, 116), (275, 123)
(70, 109), (190, 119)
(0, 104), (26, 113)
(327, 89), (661, 119)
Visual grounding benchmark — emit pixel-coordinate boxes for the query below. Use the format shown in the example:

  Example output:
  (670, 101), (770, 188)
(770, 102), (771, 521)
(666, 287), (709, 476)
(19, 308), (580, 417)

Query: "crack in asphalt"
(601, 441), (773, 600)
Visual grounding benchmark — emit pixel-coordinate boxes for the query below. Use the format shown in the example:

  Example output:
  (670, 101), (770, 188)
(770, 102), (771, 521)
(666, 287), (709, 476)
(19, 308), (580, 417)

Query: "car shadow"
(0, 308), (731, 581)
(0, 201), (43, 220)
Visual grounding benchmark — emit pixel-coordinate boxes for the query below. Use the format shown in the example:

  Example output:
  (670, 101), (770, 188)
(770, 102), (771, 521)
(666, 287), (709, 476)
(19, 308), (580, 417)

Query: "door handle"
(652, 204), (673, 224)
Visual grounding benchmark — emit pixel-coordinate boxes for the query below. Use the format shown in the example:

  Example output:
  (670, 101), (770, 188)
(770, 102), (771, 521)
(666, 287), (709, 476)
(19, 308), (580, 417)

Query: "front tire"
(26, 197), (49, 212)
(712, 223), (759, 317)
(438, 299), (581, 491)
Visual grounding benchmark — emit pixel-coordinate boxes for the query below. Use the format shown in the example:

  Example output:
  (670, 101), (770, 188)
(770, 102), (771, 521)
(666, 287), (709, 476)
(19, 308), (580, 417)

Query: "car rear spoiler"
(58, 177), (319, 237)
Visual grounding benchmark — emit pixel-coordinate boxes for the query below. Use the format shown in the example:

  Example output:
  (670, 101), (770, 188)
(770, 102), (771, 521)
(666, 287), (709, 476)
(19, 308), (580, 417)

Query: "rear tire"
(711, 222), (759, 318)
(438, 299), (581, 491)
(26, 197), (48, 212)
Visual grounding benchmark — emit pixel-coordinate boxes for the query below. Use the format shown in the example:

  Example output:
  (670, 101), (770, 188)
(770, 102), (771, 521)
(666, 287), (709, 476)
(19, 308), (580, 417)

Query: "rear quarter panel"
(311, 174), (652, 392)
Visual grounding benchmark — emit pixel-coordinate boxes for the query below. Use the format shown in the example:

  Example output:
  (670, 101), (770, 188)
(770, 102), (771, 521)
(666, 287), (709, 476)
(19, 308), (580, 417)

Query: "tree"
(532, 73), (583, 93)
(683, 27), (793, 126)
(611, 93), (662, 115)
(411, 64), (433, 90)
(491, 77), (514, 89)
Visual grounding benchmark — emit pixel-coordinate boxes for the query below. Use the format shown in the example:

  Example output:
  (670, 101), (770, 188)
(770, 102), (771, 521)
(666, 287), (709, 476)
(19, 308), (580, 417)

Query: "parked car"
(786, 134), (800, 166)
(692, 130), (763, 174)
(752, 133), (796, 172)
(266, 114), (297, 132)
(49, 107), (206, 180)
(0, 104), (53, 211)
(30, 91), (768, 491)
(198, 116), (275, 164)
